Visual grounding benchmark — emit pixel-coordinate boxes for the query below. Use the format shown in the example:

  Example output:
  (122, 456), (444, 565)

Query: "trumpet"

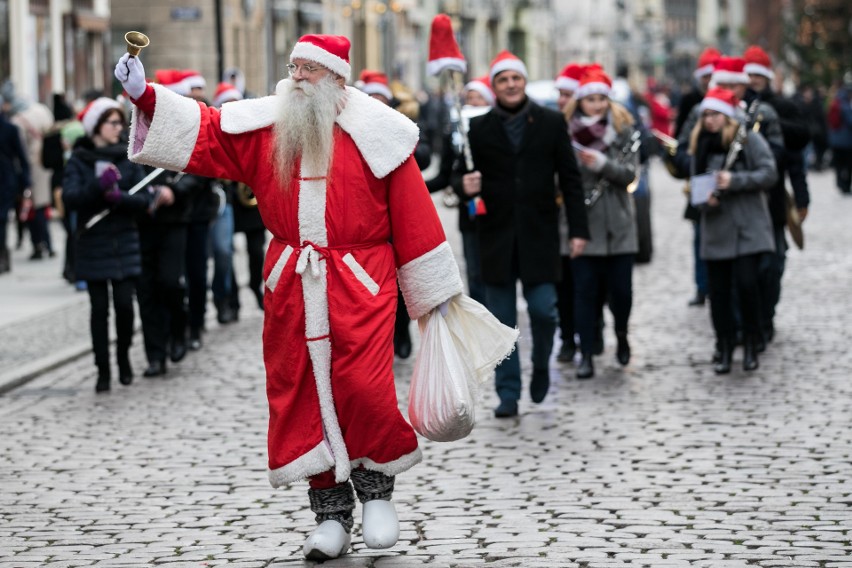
(651, 129), (678, 156)
(124, 31), (150, 57)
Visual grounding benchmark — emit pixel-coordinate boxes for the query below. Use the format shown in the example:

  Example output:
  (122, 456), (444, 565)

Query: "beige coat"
(12, 103), (55, 208)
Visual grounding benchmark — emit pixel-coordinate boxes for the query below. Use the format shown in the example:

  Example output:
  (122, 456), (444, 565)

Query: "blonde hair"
(563, 98), (634, 134)
(687, 115), (739, 155)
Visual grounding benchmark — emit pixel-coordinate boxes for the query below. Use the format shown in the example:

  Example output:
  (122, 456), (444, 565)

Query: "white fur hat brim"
(360, 82), (393, 101)
(290, 42), (351, 81)
(82, 98), (122, 137)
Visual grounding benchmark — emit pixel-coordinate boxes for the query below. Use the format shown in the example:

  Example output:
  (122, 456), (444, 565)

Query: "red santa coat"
(128, 83), (464, 486)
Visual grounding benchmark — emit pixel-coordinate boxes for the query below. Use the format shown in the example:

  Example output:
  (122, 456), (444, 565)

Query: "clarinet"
(722, 99), (760, 171)
(585, 128), (641, 208)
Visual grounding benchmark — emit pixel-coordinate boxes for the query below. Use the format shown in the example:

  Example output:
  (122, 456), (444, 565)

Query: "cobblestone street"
(2, 161), (852, 567)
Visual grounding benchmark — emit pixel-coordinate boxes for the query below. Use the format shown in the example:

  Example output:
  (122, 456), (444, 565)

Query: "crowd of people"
(1, 27), (851, 561)
(0, 72), (267, 391)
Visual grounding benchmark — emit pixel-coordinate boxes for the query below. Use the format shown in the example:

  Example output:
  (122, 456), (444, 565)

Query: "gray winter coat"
(695, 131), (777, 261)
(576, 121), (639, 256)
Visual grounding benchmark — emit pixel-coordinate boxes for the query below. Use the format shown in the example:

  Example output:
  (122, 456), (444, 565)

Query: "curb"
(0, 342), (91, 395)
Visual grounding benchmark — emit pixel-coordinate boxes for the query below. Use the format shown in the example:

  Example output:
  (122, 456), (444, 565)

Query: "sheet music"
(690, 172), (716, 206)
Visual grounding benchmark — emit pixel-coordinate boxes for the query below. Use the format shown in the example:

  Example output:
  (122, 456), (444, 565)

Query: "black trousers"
(573, 254), (634, 354)
(229, 228), (265, 309)
(555, 255), (575, 346)
(138, 225), (187, 363)
(707, 254), (762, 341)
(86, 278), (136, 373)
(185, 221), (210, 331)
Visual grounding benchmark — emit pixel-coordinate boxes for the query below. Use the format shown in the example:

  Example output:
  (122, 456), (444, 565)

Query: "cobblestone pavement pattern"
(2, 162), (852, 567)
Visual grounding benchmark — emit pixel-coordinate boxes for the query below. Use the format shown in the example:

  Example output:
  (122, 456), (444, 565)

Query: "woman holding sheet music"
(62, 98), (152, 393)
(565, 67), (640, 379)
(684, 87), (776, 374)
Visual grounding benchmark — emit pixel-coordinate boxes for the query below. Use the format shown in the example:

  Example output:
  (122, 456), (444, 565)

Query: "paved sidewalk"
(2, 162), (852, 566)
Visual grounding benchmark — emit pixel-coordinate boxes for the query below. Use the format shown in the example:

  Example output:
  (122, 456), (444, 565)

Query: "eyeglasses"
(286, 63), (322, 76)
(104, 120), (124, 127)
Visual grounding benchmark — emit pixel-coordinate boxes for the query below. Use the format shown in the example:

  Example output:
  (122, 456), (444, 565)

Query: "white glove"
(438, 299), (451, 318)
(587, 148), (608, 173)
(114, 53), (147, 100)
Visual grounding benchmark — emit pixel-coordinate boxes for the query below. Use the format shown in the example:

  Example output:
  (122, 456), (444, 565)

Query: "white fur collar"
(220, 84), (419, 179)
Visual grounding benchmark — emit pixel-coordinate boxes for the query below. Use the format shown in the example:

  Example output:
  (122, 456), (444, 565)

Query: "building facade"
(3, 0), (112, 108)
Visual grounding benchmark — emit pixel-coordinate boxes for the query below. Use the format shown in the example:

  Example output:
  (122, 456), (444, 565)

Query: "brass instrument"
(236, 183), (258, 207)
(584, 129), (641, 208)
(124, 31), (150, 57)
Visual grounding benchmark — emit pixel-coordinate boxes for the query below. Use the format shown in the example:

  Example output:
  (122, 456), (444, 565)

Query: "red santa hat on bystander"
(78, 96), (123, 137)
(463, 75), (495, 105)
(574, 66), (612, 100)
(427, 14), (466, 76)
(155, 69), (190, 96)
(489, 50), (528, 83)
(358, 70), (394, 101)
(694, 47), (722, 79)
(290, 34), (351, 80)
(181, 70), (207, 91)
(709, 56), (750, 87)
(698, 87), (739, 118)
(743, 45), (774, 79)
(555, 63), (585, 93)
(212, 82), (243, 108)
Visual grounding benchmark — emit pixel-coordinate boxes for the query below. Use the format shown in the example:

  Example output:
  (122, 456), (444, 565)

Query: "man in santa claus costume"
(115, 34), (498, 560)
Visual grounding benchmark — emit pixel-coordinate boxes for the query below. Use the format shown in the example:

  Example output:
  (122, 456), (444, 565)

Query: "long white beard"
(272, 75), (346, 190)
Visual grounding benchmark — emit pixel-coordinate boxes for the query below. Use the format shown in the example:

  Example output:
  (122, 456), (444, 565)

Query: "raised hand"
(114, 53), (147, 99)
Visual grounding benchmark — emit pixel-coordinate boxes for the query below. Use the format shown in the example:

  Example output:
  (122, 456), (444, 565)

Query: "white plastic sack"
(408, 306), (475, 442)
(408, 295), (519, 442)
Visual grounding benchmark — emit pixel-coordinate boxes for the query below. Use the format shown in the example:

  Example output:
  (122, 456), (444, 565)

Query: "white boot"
(303, 520), (351, 560)
(361, 499), (399, 549)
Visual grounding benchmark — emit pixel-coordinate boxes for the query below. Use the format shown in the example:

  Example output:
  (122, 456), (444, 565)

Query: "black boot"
(393, 325), (411, 359)
(576, 352), (594, 379)
(530, 368), (549, 403)
(556, 341), (576, 363)
(215, 299), (236, 324)
(616, 332), (630, 366)
(743, 335), (759, 372)
(714, 338), (732, 374)
(95, 368), (111, 393)
(0, 248), (10, 274)
(143, 359), (166, 377)
(118, 351), (133, 386)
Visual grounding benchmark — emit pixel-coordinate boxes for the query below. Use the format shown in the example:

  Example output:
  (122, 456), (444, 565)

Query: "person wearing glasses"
(61, 98), (152, 393)
(114, 35), (514, 560)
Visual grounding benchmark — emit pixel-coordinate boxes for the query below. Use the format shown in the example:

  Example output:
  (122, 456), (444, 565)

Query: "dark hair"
(93, 108), (126, 138)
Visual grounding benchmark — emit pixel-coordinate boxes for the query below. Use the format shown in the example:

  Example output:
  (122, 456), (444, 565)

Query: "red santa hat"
(743, 45), (774, 79)
(489, 50), (528, 83)
(698, 87), (739, 118)
(694, 47), (721, 79)
(427, 14), (466, 76)
(358, 69), (393, 101)
(555, 63), (585, 93)
(710, 56), (749, 87)
(463, 75), (494, 105)
(77, 96), (122, 137)
(212, 82), (243, 107)
(574, 66), (612, 100)
(290, 34), (351, 80)
(181, 70), (206, 91)
(155, 69), (190, 96)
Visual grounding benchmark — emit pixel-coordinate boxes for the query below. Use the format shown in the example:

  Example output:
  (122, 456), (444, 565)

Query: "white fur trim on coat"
(342, 253), (380, 296)
(265, 245), (294, 292)
(351, 447), (423, 478)
(219, 86), (418, 180)
(128, 84), (201, 171)
(397, 241), (464, 320)
(268, 441), (336, 488)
